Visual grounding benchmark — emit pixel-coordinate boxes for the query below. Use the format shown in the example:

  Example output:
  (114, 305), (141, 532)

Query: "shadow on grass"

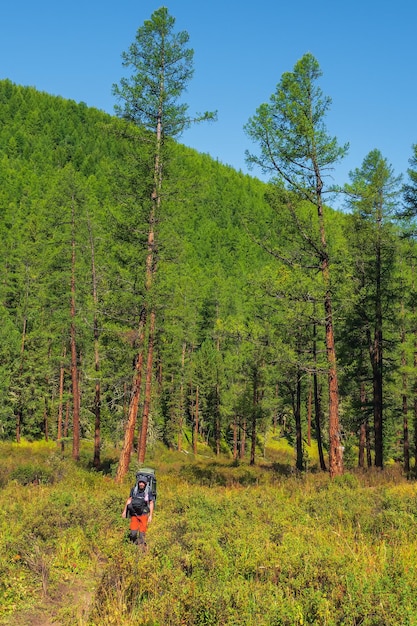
(86, 457), (118, 476)
(177, 457), (297, 487)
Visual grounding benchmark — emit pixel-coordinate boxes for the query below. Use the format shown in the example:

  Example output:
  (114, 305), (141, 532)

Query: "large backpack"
(128, 468), (157, 516)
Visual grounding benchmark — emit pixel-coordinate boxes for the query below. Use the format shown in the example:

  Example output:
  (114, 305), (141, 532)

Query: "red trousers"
(129, 514), (149, 533)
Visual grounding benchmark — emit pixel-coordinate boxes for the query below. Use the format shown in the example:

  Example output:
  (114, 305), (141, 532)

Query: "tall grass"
(2, 442), (417, 625)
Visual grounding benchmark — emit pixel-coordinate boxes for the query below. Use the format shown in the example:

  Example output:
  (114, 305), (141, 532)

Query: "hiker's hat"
(136, 473), (148, 483)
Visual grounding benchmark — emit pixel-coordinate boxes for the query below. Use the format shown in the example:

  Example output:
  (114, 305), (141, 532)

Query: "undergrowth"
(2, 441), (417, 625)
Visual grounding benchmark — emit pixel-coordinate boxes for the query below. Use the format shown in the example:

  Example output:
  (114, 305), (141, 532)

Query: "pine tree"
(344, 149), (401, 468)
(245, 53), (348, 476)
(113, 7), (215, 477)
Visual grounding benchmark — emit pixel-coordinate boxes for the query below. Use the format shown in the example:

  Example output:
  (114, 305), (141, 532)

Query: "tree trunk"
(63, 397), (70, 452)
(193, 385), (199, 456)
(93, 356), (101, 468)
(240, 417), (246, 459)
(115, 307), (146, 482)
(273, 384), (278, 434)
(402, 317), (410, 473)
(70, 199), (80, 461)
(215, 410), (221, 456)
(288, 369), (303, 472)
(88, 216), (101, 469)
(15, 316), (27, 443)
(359, 422), (366, 469)
(57, 346), (66, 449)
(307, 378), (312, 447)
(177, 342), (186, 452)
(64, 401), (69, 436)
(372, 327), (383, 468)
(323, 279), (343, 476)
(315, 160), (343, 477)
(403, 385), (410, 474)
(312, 319), (326, 471)
(373, 208), (383, 468)
(43, 391), (49, 441)
(215, 331), (221, 457)
(358, 381), (367, 469)
(135, 121), (160, 464)
(138, 309), (155, 463)
(296, 371), (303, 471)
(366, 424), (372, 467)
(233, 414), (238, 460)
(250, 367), (258, 466)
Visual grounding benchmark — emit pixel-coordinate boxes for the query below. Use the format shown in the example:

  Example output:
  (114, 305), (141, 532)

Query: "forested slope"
(0, 80), (275, 456)
(1, 79), (417, 472)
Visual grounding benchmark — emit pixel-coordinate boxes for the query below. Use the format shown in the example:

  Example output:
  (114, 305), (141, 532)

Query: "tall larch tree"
(113, 7), (215, 478)
(244, 53), (348, 476)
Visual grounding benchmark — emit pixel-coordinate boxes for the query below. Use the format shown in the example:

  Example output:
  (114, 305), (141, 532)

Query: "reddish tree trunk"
(315, 160), (343, 477)
(312, 319), (326, 472)
(115, 308), (146, 482)
(324, 281), (343, 477)
(138, 309), (156, 463)
(134, 139), (159, 465)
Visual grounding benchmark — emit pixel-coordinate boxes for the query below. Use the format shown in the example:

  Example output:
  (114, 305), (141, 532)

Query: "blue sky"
(2, 0), (416, 199)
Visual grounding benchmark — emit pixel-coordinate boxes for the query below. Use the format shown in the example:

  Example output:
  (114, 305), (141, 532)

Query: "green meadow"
(2, 440), (417, 626)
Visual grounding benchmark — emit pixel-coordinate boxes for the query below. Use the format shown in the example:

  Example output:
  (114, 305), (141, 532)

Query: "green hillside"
(0, 72), (416, 474)
(0, 80), (271, 448)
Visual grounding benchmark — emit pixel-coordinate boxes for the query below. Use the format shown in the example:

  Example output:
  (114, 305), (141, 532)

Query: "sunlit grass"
(1, 440), (417, 625)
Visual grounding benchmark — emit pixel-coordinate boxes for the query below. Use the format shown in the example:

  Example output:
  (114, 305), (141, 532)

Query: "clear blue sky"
(2, 0), (416, 196)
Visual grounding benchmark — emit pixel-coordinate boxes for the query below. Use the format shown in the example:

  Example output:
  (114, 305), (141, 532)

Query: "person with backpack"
(122, 472), (155, 547)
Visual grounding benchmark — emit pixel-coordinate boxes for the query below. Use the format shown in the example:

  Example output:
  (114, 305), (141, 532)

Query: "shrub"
(9, 463), (54, 485)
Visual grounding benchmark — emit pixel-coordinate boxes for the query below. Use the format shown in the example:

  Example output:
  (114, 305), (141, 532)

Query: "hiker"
(122, 473), (155, 547)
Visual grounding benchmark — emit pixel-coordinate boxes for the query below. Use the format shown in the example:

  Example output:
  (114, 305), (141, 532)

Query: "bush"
(9, 463), (54, 485)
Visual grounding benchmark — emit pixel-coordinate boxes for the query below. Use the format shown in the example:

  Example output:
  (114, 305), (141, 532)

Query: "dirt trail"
(9, 569), (100, 626)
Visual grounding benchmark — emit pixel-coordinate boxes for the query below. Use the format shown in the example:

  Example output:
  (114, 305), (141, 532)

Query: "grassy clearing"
(2, 441), (417, 625)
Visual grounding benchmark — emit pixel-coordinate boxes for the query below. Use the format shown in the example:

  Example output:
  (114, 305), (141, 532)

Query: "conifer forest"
(3, 6), (417, 479)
